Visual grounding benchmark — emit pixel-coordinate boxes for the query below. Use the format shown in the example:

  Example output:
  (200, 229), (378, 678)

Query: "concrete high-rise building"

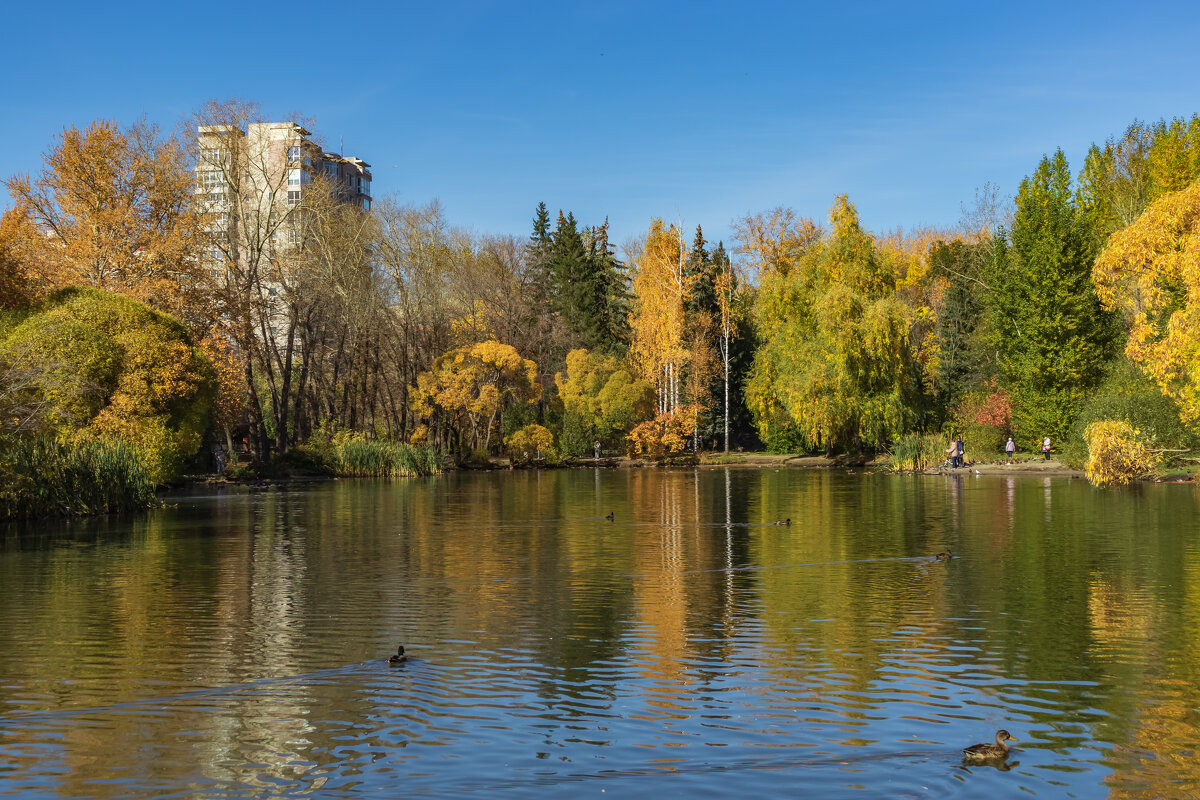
(196, 121), (372, 250)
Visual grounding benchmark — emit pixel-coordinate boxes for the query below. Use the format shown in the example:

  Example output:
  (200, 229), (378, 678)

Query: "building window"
(288, 169), (301, 187)
(287, 191), (301, 205)
(288, 146), (302, 162)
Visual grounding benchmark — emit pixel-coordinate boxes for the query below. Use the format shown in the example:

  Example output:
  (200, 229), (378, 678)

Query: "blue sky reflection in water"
(2, 469), (1200, 797)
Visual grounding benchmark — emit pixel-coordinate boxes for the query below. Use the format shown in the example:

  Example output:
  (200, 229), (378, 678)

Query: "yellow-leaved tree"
(1093, 181), (1200, 421)
(630, 220), (690, 413)
(410, 341), (540, 461)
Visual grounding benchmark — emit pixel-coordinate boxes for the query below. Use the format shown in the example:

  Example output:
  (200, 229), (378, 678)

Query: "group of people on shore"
(947, 434), (1053, 468)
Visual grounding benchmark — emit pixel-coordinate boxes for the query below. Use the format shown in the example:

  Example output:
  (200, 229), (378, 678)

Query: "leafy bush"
(0, 437), (155, 519)
(627, 405), (699, 462)
(1061, 358), (1197, 469)
(1085, 420), (1159, 486)
(505, 424), (557, 466)
(952, 379), (1012, 460)
(0, 287), (216, 483)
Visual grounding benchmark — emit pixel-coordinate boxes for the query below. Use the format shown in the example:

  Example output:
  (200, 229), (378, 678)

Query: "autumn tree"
(0, 287), (216, 482)
(410, 341), (541, 461)
(1093, 181), (1200, 422)
(630, 219), (690, 413)
(554, 348), (655, 456)
(741, 196), (915, 452)
(4, 119), (211, 324)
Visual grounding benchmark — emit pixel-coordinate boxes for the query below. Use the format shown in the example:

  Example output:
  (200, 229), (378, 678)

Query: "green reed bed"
(886, 433), (951, 472)
(332, 437), (442, 477)
(0, 437), (156, 520)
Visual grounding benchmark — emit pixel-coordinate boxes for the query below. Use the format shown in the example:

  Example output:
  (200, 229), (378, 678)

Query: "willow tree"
(1093, 181), (1200, 422)
(742, 196), (915, 452)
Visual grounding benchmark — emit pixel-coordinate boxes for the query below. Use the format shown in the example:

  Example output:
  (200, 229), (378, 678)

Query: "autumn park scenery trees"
(5, 100), (1200, 517)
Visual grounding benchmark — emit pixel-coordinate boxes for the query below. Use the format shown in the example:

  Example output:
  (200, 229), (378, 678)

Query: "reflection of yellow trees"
(1098, 555), (1200, 798)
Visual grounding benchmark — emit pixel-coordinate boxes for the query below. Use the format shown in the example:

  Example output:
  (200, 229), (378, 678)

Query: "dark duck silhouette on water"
(773, 518), (791, 526)
(962, 730), (1018, 761)
(387, 646), (407, 666)
(604, 512), (615, 521)
(934, 550), (952, 562)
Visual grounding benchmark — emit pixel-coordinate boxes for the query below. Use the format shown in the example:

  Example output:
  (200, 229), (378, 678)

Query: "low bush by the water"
(1062, 358), (1196, 470)
(0, 437), (155, 519)
(1085, 420), (1159, 486)
(330, 434), (441, 477)
(505, 424), (557, 466)
(886, 433), (949, 472)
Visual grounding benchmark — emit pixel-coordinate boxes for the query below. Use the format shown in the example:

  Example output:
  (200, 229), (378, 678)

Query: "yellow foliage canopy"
(1084, 419), (1158, 486)
(411, 340), (541, 455)
(1093, 182), (1200, 420)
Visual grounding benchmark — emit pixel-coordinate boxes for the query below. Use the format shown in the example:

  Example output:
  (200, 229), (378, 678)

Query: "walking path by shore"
(689, 451), (1086, 478)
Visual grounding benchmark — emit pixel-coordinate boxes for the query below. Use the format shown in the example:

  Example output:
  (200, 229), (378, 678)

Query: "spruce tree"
(988, 149), (1119, 441)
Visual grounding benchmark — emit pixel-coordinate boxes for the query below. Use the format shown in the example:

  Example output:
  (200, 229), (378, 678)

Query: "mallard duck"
(774, 518), (791, 526)
(387, 645), (407, 665)
(962, 730), (1017, 760)
(604, 512), (615, 521)
(935, 550), (952, 561)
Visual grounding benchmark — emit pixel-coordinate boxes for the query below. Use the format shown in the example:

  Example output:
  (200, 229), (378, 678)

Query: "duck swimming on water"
(935, 550), (952, 561)
(962, 730), (1017, 761)
(774, 518), (791, 526)
(604, 512), (615, 521)
(387, 646), (407, 665)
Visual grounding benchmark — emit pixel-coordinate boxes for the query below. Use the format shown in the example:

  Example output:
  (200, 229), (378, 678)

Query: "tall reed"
(0, 437), (155, 520)
(331, 436), (442, 477)
(886, 433), (950, 472)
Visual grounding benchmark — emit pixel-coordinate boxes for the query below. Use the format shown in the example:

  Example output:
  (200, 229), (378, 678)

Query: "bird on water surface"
(774, 518), (791, 526)
(388, 646), (407, 665)
(962, 730), (1018, 761)
(935, 550), (952, 561)
(604, 512), (615, 521)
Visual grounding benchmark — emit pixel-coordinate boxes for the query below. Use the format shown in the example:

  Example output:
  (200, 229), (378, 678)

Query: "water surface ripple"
(2, 469), (1199, 797)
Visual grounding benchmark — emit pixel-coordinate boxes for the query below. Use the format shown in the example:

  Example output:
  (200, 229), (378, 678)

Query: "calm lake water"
(2, 468), (1200, 798)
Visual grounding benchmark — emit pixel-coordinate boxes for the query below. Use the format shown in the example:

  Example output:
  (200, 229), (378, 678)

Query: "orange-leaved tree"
(5, 119), (212, 327)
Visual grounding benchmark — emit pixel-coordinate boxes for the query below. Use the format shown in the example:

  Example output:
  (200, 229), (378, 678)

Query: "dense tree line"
(4, 102), (1200, 483)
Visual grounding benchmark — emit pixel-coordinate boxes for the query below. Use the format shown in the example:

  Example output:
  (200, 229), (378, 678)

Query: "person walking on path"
(1042, 435), (1051, 461)
(1005, 437), (1015, 464)
(956, 435), (965, 469)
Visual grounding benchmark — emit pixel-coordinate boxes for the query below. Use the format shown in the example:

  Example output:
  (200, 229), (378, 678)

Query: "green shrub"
(1062, 358), (1197, 469)
(0, 437), (155, 519)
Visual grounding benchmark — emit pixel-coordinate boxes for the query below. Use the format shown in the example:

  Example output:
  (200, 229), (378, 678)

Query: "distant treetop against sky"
(4, 0), (1200, 247)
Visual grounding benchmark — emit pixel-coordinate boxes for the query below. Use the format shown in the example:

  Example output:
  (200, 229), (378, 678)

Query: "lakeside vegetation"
(4, 102), (1200, 513)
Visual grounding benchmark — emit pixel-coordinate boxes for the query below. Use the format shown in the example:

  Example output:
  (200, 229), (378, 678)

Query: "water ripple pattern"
(2, 470), (1200, 797)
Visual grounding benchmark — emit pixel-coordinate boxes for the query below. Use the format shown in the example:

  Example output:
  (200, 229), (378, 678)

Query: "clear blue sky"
(3, 1), (1200, 251)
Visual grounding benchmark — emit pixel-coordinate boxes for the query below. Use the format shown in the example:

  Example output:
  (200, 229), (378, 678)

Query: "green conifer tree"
(987, 149), (1119, 441)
